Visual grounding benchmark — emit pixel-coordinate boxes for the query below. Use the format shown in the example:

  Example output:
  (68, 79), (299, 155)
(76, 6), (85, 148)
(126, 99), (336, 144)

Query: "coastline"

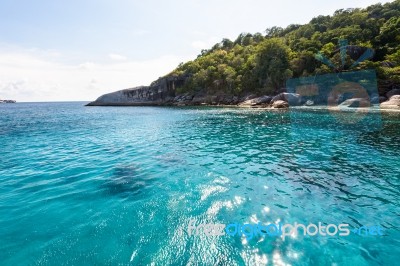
(86, 81), (400, 113)
(86, 101), (400, 113)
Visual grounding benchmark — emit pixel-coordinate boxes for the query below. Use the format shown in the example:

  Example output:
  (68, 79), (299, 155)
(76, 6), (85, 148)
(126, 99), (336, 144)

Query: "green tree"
(167, 0), (400, 96)
(254, 38), (292, 92)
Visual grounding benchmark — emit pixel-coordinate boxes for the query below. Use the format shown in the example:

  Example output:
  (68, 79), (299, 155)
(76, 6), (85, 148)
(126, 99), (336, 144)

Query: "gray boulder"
(174, 94), (193, 102)
(386, 89), (400, 99)
(271, 93), (285, 103)
(191, 95), (207, 105)
(210, 96), (219, 105)
(239, 95), (272, 106)
(240, 94), (257, 102)
(272, 93), (302, 106)
(381, 95), (400, 109)
(217, 95), (239, 105)
(272, 100), (289, 108)
(286, 93), (302, 105)
(253, 96), (273, 105)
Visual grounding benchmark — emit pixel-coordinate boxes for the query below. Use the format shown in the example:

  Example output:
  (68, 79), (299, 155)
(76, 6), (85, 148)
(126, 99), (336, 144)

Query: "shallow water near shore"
(0, 102), (399, 265)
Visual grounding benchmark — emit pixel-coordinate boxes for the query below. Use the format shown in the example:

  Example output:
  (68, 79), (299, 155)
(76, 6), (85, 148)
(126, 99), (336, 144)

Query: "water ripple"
(0, 103), (399, 265)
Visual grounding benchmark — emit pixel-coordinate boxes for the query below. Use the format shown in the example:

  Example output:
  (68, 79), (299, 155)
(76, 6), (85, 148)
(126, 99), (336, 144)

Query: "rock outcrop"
(271, 93), (302, 106)
(86, 77), (184, 106)
(272, 100), (289, 108)
(380, 95), (400, 109)
(239, 95), (272, 107)
(88, 76), (400, 111)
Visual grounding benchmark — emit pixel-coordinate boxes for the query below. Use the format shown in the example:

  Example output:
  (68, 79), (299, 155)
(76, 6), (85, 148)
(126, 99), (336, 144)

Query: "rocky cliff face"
(87, 75), (400, 110)
(86, 76), (185, 106)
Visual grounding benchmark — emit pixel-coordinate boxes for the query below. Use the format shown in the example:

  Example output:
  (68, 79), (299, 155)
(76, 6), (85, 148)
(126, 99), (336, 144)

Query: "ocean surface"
(0, 102), (399, 265)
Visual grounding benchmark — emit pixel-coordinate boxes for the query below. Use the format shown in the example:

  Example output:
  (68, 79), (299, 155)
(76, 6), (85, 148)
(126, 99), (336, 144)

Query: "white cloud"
(78, 62), (96, 69)
(0, 49), (191, 102)
(108, 53), (127, 61)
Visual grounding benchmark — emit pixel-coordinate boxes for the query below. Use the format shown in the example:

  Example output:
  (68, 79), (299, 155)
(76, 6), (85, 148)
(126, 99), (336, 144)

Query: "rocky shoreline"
(86, 77), (400, 111)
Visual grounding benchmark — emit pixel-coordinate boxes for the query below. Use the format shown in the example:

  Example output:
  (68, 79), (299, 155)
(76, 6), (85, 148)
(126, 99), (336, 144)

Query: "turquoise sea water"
(0, 102), (399, 265)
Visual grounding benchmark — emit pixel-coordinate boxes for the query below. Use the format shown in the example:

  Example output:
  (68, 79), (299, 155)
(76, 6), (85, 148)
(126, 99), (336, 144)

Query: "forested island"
(88, 0), (400, 109)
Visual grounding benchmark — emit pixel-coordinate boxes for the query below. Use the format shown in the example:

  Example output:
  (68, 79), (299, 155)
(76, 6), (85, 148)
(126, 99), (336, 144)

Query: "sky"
(0, 0), (393, 102)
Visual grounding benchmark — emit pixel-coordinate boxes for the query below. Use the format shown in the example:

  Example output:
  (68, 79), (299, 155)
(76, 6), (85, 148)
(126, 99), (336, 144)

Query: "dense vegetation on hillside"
(168, 0), (400, 96)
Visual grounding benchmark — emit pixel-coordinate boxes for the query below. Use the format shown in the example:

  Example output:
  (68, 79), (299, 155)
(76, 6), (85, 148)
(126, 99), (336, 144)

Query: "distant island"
(0, 99), (16, 103)
(87, 0), (400, 110)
